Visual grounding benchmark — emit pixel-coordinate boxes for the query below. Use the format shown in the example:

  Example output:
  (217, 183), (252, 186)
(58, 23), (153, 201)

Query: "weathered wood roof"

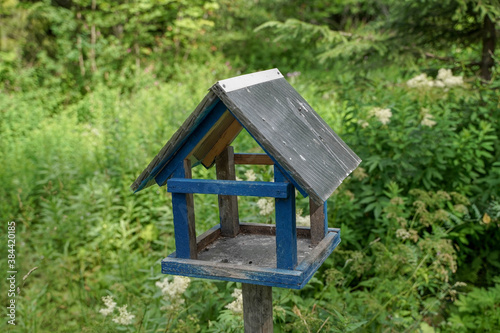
(131, 69), (361, 203)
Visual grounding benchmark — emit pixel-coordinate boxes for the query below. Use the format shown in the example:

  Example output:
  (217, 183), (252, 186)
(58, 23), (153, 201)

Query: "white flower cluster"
(436, 68), (464, 87)
(395, 228), (411, 240)
(257, 198), (274, 215)
(225, 288), (243, 314)
(369, 107), (392, 125)
(99, 295), (117, 316)
(244, 169), (256, 181)
(406, 73), (434, 88)
(357, 119), (369, 128)
(420, 108), (437, 127)
(395, 228), (419, 242)
(112, 305), (135, 325)
(156, 276), (190, 310)
(407, 69), (464, 89)
(421, 114), (436, 127)
(99, 295), (135, 326)
(296, 208), (310, 226)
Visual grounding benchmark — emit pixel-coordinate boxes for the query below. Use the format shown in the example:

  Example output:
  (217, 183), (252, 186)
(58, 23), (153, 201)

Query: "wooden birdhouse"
(131, 69), (361, 290)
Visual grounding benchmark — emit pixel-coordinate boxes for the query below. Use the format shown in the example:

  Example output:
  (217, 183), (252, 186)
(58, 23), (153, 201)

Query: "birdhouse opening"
(165, 142), (334, 273)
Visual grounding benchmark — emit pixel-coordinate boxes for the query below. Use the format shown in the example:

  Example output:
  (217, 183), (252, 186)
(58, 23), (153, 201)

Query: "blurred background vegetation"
(0, 0), (499, 332)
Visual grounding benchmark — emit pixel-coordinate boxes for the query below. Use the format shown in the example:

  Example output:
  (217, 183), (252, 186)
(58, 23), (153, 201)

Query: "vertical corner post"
(242, 283), (273, 333)
(171, 159), (197, 259)
(310, 199), (328, 246)
(215, 146), (239, 237)
(274, 165), (297, 270)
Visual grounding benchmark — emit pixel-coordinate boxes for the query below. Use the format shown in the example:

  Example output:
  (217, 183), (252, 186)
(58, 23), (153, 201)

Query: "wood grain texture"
(274, 166), (297, 270)
(191, 111), (236, 164)
(296, 229), (341, 287)
(167, 178), (291, 198)
(196, 224), (221, 252)
(134, 70), (361, 201)
(242, 284), (273, 333)
(163, 254), (302, 287)
(202, 119), (242, 167)
(161, 227), (341, 289)
(310, 199), (327, 246)
(239, 222), (310, 238)
(171, 160), (197, 259)
(211, 78), (361, 204)
(234, 153), (274, 165)
(216, 146), (239, 237)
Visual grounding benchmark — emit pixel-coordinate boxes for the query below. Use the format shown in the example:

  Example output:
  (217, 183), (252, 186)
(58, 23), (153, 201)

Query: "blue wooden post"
(274, 165), (297, 270)
(171, 160), (197, 259)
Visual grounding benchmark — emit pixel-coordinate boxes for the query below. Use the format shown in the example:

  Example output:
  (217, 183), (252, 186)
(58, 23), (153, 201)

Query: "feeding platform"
(163, 223), (340, 289)
(131, 68), (360, 290)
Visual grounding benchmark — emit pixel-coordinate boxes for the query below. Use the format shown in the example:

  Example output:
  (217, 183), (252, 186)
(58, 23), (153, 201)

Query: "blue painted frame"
(274, 166), (297, 270)
(154, 101), (229, 187)
(167, 178), (291, 198)
(144, 99), (340, 288)
(161, 226), (341, 289)
(171, 162), (194, 259)
(134, 98), (221, 192)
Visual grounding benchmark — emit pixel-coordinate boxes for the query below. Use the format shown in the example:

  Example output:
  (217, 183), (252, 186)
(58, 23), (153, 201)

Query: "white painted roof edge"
(216, 68), (284, 92)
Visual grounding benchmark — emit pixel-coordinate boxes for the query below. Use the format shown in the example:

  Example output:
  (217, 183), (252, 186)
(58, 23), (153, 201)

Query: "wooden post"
(242, 283), (273, 333)
(274, 166), (297, 270)
(215, 146), (239, 237)
(171, 159), (197, 259)
(310, 199), (327, 246)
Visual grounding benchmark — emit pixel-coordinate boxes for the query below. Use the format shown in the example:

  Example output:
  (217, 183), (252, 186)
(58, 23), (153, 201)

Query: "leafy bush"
(446, 278), (500, 332)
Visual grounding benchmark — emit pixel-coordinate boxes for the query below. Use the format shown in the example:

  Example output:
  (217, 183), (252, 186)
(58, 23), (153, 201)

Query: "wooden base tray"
(161, 223), (341, 289)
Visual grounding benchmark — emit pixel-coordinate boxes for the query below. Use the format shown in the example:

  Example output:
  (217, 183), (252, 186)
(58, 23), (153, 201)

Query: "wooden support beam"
(191, 110), (235, 164)
(171, 160), (197, 259)
(196, 224), (221, 252)
(239, 222), (311, 238)
(310, 199), (328, 246)
(167, 179), (291, 198)
(274, 166), (297, 270)
(242, 283), (273, 333)
(234, 153), (274, 165)
(216, 146), (239, 237)
(201, 119), (243, 167)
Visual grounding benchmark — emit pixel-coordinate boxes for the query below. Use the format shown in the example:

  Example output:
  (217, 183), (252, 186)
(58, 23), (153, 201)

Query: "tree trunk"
(480, 15), (496, 81)
(76, 12), (85, 77)
(89, 0), (98, 73)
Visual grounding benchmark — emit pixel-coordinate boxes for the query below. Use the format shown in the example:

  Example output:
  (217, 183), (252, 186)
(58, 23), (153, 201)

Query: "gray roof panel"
(132, 69), (361, 203)
(210, 74), (360, 203)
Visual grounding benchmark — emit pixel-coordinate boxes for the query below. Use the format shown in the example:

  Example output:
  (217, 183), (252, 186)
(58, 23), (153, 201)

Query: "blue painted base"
(161, 226), (340, 289)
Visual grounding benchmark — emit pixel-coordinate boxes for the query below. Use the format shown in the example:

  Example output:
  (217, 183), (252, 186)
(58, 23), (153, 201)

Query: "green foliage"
(1, 1), (500, 332)
(257, 0), (499, 79)
(344, 85), (498, 199)
(447, 277), (500, 332)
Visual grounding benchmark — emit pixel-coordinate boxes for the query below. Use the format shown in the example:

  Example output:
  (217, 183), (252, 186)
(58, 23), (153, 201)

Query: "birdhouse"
(131, 69), (360, 289)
